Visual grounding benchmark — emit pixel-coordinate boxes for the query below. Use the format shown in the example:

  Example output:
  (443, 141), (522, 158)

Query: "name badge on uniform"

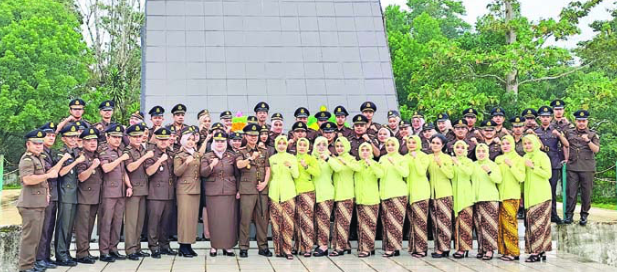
(160, 166), (164, 172)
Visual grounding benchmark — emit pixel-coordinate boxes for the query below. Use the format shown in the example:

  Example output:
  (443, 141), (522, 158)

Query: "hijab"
(181, 133), (196, 155)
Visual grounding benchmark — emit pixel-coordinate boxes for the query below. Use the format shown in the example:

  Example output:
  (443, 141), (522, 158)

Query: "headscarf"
(377, 127), (392, 143)
(312, 136), (330, 158)
(475, 143), (490, 162)
(453, 140), (468, 158)
(180, 133), (196, 155)
(495, 135), (518, 164)
(384, 137), (401, 156)
(405, 135), (423, 154)
(271, 120), (284, 133)
(523, 134), (543, 158)
(296, 137), (310, 156)
(334, 137), (355, 162)
(358, 142), (374, 160)
(212, 137), (227, 158)
(274, 135), (288, 153)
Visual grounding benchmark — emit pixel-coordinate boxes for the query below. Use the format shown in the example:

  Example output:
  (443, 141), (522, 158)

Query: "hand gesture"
(525, 159), (534, 168)
(185, 155), (194, 164)
(92, 158), (101, 168)
(144, 150), (155, 159)
(75, 155), (86, 164)
(300, 159), (308, 168)
(159, 153), (169, 162)
(470, 137), (478, 145)
(552, 129), (561, 137)
(338, 133), (343, 138)
(434, 155), (442, 166)
(320, 153), (329, 161)
(526, 129), (535, 135)
(251, 151), (260, 160)
(362, 134), (371, 142)
(364, 158), (372, 165)
(61, 153), (72, 162)
(493, 137), (501, 145)
(411, 151), (417, 158)
(66, 115), (76, 122)
(581, 134), (590, 142)
(256, 182), (267, 192)
(284, 161), (292, 168)
(504, 158), (512, 167)
(236, 192), (241, 199)
(120, 153), (130, 161)
(452, 157), (459, 166)
(46, 169), (58, 179)
(209, 158), (219, 168)
(387, 157), (394, 164)
(481, 164), (491, 173)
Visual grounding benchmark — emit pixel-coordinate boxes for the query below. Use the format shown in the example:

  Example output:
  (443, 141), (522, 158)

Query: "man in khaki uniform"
(144, 128), (177, 258)
(124, 124), (154, 260)
(75, 128), (103, 264)
(236, 124), (272, 258)
(18, 129), (57, 272)
(36, 122), (69, 270)
(99, 124), (130, 262)
(564, 110), (600, 226)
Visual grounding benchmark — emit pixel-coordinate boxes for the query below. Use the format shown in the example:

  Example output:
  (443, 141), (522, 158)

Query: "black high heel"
(345, 249), (352, 254)
(382, 251), (395, 258)
(453, 251), (468, 259)
(187, 245), (197, 257)
(525, 254), (541, 263)
(431, 251), (448, 258)
(393, 250), (400, 256)
(412, 251), (427, 258)
(539, 252), (547, 261)
(178, 244), (193, 258)
(222, 250), (235, 257)
(209, 249), (217, 257)
(313, 248), (328, 257)
(482, 252), (493, 260)
(329, 250), (344, 257)
(358, 251), (371, 258)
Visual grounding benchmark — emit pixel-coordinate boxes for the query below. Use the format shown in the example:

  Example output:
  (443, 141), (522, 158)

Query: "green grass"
(1, 183), (21, 190)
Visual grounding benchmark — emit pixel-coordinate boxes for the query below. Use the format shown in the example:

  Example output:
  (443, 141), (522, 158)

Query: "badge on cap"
(37, 131), (43, 137)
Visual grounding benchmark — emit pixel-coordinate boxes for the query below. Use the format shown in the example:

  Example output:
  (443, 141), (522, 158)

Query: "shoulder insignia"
(23, 158), (32, 161)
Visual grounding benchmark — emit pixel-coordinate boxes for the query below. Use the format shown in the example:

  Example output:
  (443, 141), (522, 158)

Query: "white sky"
(380, 0), (615, 48)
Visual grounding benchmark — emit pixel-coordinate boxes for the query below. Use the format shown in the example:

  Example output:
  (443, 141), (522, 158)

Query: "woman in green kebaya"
(404, 135), (430, 258)
(354, 142), (383, 258)
(427, 134), (454, 258)
(328, 137), (361, 256)
(292, 138), (320, 257)
(379, 137), (409, 257)
(451, 140), (475, 259)
(472, 144), (502, 261)
(311, 137), (335, 257)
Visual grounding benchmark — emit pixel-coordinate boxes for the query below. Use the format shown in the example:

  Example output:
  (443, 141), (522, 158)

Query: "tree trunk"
(505, 0), (518, 95)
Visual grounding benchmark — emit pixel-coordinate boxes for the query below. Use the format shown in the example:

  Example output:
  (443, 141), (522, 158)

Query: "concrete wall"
(0, 225), (20, 272)
(141, 0), (399, 126)
(558, 222), (617, 267)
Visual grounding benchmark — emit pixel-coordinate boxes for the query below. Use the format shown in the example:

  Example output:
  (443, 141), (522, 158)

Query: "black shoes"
(100, 254), (115, 262)
(551, 215), (563, 224)
(178, 244), (194, 258)
(109, 251), (126, 260)
(258, 249), (273, 257)
(151, 250), (162, 259)
(36, 259), (56, 269)
(128, 253), (140, 261)
(161, 247), (178, 256)
(136, 250), (150, 257)
(33, 260), (48, 271)
(55, 258), (77, 267)
(76, 256), (96, 264)
(580, 214), (589, 226)
(223, 250), (235, 257)
(563, 214), (574, 224)
(313, 248), (328, 257)
(240, 250), (248, 258)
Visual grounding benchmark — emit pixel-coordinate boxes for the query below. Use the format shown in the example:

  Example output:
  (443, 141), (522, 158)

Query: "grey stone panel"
(143, 0), (398, 127)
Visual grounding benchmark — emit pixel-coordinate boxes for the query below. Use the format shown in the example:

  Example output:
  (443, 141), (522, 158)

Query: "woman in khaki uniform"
(173, 127), (201, 257)
(200, 132), (238, 257)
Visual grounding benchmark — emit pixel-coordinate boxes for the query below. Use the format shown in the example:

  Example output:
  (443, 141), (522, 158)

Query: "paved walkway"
(47, 241), (615, 272)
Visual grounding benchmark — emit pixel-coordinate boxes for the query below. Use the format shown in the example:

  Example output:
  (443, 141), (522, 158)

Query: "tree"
(78, 0), (143, 123)
(0, 0), (92, 165)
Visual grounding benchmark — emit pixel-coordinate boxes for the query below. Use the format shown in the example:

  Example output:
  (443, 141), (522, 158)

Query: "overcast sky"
(380, 0), (615, 48)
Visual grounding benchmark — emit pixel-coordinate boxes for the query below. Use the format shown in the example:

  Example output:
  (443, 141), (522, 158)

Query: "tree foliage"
(0, 0), (92, 164)
(386, 0), (616, 176)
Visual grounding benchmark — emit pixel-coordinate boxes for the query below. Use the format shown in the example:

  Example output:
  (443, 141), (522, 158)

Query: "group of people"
(16, 98), (600, 272)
